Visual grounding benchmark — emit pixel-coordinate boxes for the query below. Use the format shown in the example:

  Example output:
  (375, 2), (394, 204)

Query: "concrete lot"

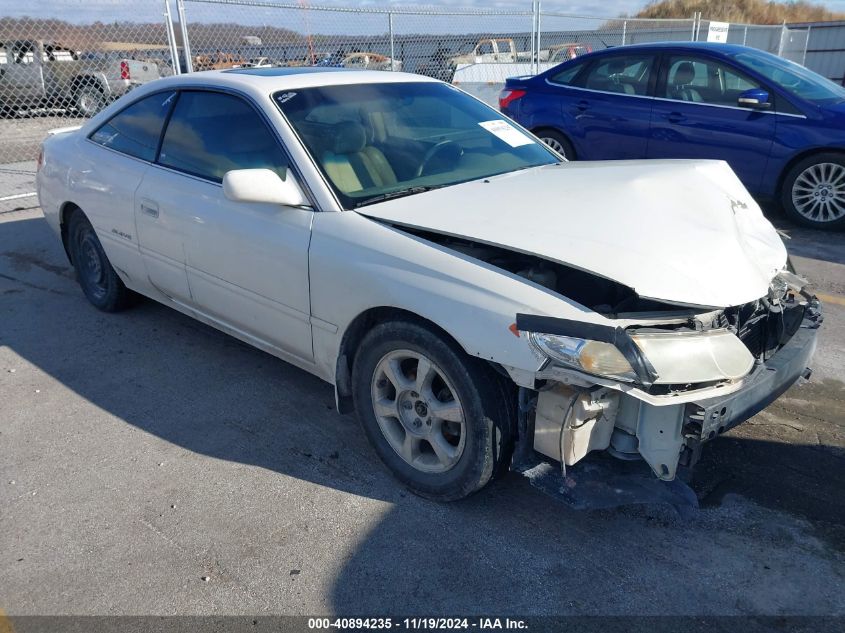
(0, 205), (844, 618)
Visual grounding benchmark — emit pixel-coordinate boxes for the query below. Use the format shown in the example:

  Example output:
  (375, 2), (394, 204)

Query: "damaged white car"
(36, 68), (822, 505)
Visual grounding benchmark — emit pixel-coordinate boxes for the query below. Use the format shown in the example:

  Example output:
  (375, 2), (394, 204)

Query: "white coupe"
(37, 67), (822, 503)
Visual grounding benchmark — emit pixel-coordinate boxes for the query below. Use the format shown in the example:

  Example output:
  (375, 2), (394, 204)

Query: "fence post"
(802, 25), (812, 66)
(388, 12), (395, 71)
(777, 20), (786, 57)
(163, 0), (181, 75)
(176, 0), (194, 73)
(536, 1), (542, 75)
(743, 25), (748, 46)
(690, 13), (697, 41)
(621, 20), (627, 46)
(530, 0), (536, 75)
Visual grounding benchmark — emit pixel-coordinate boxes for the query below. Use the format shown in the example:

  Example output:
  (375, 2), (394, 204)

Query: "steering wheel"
(415, 140), (462, 178)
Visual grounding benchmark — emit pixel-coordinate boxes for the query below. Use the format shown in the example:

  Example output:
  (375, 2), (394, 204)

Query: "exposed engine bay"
(401, 227), (682, 316)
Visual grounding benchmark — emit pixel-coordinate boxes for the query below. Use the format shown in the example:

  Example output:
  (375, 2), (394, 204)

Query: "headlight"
(528, 332), (638, 382)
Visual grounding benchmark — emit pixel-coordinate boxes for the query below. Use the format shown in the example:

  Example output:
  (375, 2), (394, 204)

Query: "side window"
(11, 41), (36, 64)
(90, 91), (176, 161)
(158, 91), (288, 183)
(663, 56), (761, 106)
(583, 55), (653, 96)
(477, 41), (494, 56)
(549, 61), (585, 86)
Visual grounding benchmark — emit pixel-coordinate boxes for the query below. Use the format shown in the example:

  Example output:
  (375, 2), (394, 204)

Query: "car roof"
(153, 67), (437, 93)
(593, 42), (754, 55)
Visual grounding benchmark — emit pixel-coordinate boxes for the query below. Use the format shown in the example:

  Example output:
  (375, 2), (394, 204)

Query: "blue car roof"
(591, 42), (753, 55)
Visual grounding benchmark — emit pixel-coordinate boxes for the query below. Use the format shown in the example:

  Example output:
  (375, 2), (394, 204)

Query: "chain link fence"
(0, 0), (822, 210)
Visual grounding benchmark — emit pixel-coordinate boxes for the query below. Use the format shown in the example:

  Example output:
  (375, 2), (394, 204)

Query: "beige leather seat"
(321, 121), (397, 193)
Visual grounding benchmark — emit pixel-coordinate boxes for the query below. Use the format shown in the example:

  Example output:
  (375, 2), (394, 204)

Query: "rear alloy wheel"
(67, 211), (135, 311)
(73, 84), (106, 118)
(782, 153), (845, 230)
(352, 321), (514, 501)
(537, 129), (574, 160)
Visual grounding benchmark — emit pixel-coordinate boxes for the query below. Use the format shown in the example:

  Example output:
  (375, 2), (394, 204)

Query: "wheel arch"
(776, 146), (845, 199)
(531, 126), (576, 159)
(334, 306), (486, 414)
(58, 201), (83, 263)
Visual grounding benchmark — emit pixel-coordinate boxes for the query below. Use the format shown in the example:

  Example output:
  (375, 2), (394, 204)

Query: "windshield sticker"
(277, 92), (297, 104)
(478, 120), (534, 148)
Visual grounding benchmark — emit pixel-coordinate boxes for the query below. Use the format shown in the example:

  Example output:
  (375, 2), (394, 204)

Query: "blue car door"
(543, 52), (656, 160)
(646, 53), (776, 194)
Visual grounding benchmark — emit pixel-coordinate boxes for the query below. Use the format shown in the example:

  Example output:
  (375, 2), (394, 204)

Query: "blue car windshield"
(274, 82), (557, 209)
(732, 50), (845, 104)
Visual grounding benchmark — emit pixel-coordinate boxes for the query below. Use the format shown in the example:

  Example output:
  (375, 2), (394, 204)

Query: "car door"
(82, 89), (177, 286)
(549, 52), (656, 159)
(134, 89), (315, 362)
(647, 54), (776, 194)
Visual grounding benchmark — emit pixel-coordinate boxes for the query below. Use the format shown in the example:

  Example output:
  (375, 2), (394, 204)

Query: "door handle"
(664, 112), (687, 124)
(139, 199), (159, 219)
(575, 100), (590, 111)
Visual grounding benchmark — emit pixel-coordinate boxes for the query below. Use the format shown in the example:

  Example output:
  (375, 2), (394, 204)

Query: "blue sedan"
(500, 42), (845, 230)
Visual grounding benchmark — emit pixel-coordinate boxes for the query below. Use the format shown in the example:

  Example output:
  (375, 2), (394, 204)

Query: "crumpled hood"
(356, 160), (787, 308)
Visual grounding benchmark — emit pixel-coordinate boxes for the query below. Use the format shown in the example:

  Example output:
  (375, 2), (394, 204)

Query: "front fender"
(308, 210), (611, 384)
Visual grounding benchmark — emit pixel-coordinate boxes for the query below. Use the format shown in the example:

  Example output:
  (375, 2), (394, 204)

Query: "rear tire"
(67, 210), (135, 312)
(352, 320), (515, 501)
(536, 129), (575, 160)
(781, 153), (845, 230)
(73, 84), (106, 117)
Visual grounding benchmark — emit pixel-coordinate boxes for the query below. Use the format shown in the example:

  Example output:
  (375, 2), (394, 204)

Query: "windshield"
(731, 50), (845, 104)
(274, 82), (557, 209)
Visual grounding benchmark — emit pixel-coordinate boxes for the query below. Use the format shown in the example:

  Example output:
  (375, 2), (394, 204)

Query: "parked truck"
(449, 38), (533, 65)
(0, 40), (160, 117)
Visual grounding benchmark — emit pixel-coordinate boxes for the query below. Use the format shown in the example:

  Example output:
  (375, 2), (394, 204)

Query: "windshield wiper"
(355, 185), (443, 208)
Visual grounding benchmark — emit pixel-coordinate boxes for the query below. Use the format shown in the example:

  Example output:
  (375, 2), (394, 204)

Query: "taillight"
(120, 60), (130, 80)
(36, 147), (44, 172)
(498, 88), (526, 110)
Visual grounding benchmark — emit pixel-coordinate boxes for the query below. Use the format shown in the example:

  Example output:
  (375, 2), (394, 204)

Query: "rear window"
(90, 91), (175, 161)
(549, 61), (585, 85)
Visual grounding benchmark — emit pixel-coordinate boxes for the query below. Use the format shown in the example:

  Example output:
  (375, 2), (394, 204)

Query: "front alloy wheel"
(371, 349), (466, 473)
(352, 320), (514, 501)
(782, 153), (845, 230)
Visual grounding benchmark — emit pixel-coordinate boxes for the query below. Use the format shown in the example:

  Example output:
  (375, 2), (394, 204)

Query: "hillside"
(636, 0), (845, 23)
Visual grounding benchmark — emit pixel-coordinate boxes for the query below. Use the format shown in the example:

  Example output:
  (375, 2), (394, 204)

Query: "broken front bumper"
(530, 304), (822, 483)
(683, 309), (820, 457)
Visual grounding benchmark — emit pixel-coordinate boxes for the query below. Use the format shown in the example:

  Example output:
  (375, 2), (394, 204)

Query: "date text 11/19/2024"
(308, 618), (529, 630)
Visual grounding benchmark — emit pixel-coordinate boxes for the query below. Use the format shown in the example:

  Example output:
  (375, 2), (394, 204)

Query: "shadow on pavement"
(2, 212), (844, 616)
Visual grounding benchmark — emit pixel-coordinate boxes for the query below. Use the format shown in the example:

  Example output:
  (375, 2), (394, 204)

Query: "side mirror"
(222, 168), (310, 208)
(737, 88), (771, 110)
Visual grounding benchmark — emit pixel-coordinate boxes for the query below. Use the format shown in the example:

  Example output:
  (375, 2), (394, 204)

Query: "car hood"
(356, 160), (787, 308)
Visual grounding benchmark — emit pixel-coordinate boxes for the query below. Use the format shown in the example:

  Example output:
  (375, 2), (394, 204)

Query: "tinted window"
(549, 61), (585, 85)
(158, 91), (288, 182)
(662, 56), (760, 106)
(90, 91), (175, 161)
(732, 49), (845, 105)
(583, 54), (652, 95)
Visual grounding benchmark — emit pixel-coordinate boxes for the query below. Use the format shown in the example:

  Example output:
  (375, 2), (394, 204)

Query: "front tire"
(67, 210), (135, 312)
(352, 320), (514, 501)
(781, 153), (845, 230)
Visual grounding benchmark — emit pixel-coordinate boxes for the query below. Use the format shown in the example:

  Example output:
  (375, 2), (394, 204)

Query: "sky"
(4, 0), (845, 25)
